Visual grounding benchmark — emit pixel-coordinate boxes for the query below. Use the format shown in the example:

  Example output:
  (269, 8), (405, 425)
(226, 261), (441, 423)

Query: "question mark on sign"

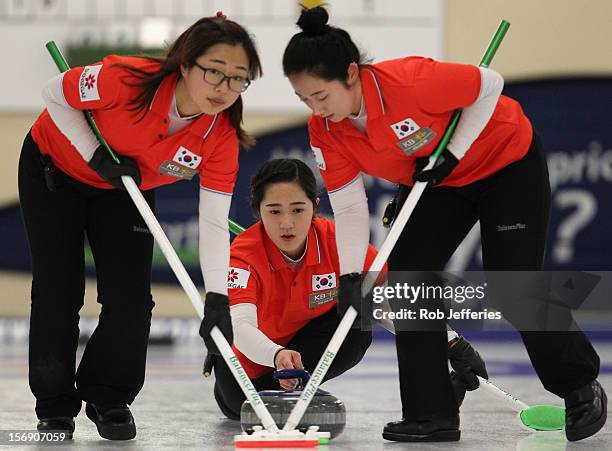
(553, 189), (596, 264)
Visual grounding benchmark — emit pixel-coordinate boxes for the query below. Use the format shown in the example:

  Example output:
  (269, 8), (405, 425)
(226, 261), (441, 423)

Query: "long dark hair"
(117, 15), (262, 148)
(283, 5), (366, 83)
(250, 159), (319, 217)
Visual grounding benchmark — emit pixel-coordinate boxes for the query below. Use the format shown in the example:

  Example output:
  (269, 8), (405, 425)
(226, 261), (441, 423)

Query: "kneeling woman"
(212, 158), (486, 419)
(213, 158), (374, 418)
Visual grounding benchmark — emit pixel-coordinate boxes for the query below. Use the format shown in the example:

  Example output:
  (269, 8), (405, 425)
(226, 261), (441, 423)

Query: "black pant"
(18, 132), (156, 419)
(389, 133), (600, 419)
(213, 308), (372, 418)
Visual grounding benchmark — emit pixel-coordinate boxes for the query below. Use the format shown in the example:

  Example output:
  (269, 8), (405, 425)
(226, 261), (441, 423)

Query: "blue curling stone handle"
(269, 369), (330, 395)
(273, 369), (310, 388)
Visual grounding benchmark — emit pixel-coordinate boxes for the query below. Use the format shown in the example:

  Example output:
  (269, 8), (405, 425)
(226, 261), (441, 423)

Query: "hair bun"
(296, 6), (329, 34)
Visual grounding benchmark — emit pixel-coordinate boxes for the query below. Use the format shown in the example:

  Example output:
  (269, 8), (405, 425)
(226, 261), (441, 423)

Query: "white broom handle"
(364, 176), (530, 418)
(284, 165), (436, 432)
(121, 175), (280, 432)
(477, 376), (529, 412)
(122, 176), (203, 316)
(284, 19), (511, 431)
(362, 178), (430, 295)
(283, 306), (358, 431)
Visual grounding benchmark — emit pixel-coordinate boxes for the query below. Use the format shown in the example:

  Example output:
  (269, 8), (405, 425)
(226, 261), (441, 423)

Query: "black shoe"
(382, 414), (460, 442)
(37, 417), (74, 440)
(85, 403), (136, 440)
(565, 380), (607, 441)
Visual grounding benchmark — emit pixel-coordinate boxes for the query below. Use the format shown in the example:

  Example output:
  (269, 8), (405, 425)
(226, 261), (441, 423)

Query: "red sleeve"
(227, 256), (259, 306)
(199, 121), (239, 194)
(61, 55), (126, 111)
(412, 58), (481, 114)
(309, 118), (360, 192)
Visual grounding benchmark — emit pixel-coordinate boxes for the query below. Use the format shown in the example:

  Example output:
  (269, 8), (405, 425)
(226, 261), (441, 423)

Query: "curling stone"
(240, 369), (346, 439)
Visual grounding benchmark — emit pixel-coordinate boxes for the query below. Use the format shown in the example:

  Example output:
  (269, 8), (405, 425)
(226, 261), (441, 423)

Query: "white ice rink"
(1, 338), (611, 450)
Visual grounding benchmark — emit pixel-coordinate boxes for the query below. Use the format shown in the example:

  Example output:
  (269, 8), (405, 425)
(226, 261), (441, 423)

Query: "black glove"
(448, 335), (489, 397)
(450, 371), (468, 406)
(412, 148), (459, 186)
(338, 273), (364, 326)
(88, 145), (141, 190)
(199, 292), (233, 355)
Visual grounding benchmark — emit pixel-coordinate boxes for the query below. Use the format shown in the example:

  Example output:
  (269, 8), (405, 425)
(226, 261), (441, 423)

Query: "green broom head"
(519, 405), (565, 431)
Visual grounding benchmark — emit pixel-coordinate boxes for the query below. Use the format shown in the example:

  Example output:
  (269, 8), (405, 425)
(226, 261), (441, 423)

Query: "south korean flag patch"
(312, 272), (337, 291)
(390, 118), (420, 139)
(172, 146), (202, 169)
(227, 267), (250, 289)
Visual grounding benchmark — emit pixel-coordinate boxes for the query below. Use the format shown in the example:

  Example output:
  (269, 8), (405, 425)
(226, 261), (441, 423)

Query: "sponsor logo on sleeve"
(78, 65), (102, 102)
(311, 146), (326, 170)
(227, 267), (250, 289)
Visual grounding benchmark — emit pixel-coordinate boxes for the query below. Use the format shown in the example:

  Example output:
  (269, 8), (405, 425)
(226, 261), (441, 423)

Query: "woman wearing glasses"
(18, 13), (261, 440)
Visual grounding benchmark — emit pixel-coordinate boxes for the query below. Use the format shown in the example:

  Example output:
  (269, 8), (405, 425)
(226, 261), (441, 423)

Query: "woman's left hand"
(412, 148), (459, 186)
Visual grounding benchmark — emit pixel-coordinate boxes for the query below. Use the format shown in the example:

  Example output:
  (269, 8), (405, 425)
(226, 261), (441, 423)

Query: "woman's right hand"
(274, 349), (303, 390)
(88, 145), (141, 189)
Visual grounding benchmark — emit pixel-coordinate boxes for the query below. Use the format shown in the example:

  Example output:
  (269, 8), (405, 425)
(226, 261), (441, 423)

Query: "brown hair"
(117, 15), (262, 148)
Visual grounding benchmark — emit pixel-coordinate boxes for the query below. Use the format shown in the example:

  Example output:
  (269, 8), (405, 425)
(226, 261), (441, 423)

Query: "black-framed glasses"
(193, 62), (251, 93)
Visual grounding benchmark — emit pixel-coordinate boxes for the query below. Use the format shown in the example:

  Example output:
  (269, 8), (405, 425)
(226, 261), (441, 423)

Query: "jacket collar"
(264, 223), (321, 271)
